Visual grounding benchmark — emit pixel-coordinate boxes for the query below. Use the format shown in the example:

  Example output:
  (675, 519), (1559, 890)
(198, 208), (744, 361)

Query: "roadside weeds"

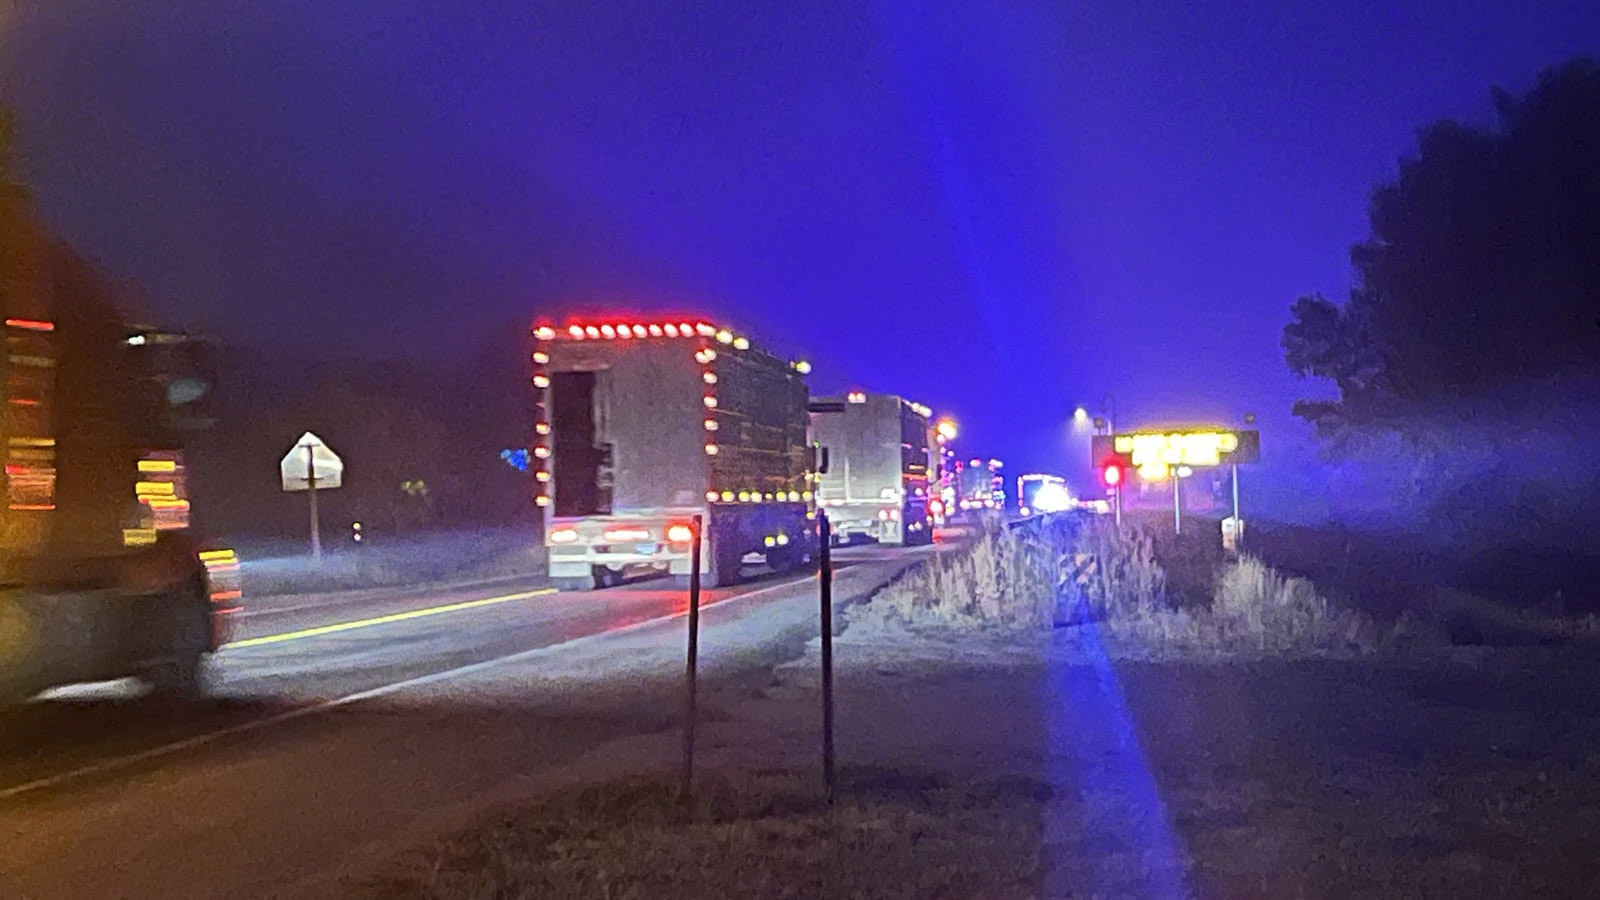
(355, 768), (1050, 900)
(849, 515), (1405, 659)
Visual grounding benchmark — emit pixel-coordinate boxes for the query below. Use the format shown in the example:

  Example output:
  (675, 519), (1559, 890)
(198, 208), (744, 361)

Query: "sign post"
(1172, 470), (1182, 535)
(281, 432), (344, 562)
(306, 445), (321, 560)
(1231, 464), (1240, 536)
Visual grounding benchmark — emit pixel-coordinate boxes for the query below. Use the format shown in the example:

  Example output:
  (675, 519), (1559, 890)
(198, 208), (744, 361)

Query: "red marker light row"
(533, 322), (720, 341)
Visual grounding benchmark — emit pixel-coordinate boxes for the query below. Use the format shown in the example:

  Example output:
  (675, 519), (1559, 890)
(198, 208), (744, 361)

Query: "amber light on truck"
(666, 524), (694, 543)
(549, 528), (579, 544)
(603, 526), (652, 542)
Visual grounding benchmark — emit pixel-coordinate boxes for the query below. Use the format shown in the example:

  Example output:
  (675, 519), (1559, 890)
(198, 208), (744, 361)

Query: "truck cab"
(2, 187), (238, 702)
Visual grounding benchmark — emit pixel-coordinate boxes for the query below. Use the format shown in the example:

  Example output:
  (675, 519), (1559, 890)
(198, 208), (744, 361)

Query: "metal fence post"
(818, 511), (836, 804)
(681, 514), (704, 802)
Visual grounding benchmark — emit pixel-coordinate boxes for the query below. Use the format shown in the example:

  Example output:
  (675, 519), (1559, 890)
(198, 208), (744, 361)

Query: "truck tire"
(145, 575), (209, 703)
(590, 565), (623, 590)
(710, 539), (744, 587)
(765, 546), (807, 573)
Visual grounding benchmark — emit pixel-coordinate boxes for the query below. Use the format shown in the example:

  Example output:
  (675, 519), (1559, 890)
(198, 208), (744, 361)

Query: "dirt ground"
(360, 627), (1600, 899)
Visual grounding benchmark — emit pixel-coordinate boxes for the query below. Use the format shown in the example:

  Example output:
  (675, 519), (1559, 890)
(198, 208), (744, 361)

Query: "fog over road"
(0, 542), (933, 900)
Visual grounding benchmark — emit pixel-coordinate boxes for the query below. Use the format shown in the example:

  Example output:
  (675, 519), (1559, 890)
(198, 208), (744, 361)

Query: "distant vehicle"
(953, 457), (1005, 516)
(1016, 473), (1074, 516)
(928, 421), (957, 526)
(1077, 498), (1112, 515)
(807, 392), (934, 546)
(0, 193), (239, 703)
(533, 319), (816, 590)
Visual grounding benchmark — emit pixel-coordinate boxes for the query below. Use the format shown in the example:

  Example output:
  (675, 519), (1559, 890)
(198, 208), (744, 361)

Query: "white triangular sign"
(281, 431), (345, 491)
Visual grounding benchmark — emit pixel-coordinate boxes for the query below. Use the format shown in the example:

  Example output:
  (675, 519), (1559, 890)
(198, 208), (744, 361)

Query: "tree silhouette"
(1285, 57), (1600, 433)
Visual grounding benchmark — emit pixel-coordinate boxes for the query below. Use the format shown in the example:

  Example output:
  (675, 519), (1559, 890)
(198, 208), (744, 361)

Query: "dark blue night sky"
(3, 0), (1597, 505)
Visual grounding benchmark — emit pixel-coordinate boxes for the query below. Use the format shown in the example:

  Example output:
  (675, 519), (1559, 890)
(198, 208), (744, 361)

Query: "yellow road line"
(226, 588), (557, 649)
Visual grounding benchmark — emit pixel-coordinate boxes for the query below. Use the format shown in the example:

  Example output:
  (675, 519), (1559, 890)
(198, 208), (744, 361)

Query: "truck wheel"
(668, 574), (696, 591)
(146, 576), (209, 703)
(765, 547), (806, 573)
(711, 541), (744, 587)
(590, 565), (622, 590)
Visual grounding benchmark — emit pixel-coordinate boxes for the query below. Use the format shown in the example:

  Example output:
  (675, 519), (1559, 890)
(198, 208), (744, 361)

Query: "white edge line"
(0, 570), (824, 803)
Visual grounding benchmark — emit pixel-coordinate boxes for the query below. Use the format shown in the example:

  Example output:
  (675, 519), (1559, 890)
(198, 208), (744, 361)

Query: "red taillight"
(550, 528), (580, 544)
(666, 524), (694, 543)
(4, 318), (55, 332)
(603, 526), (652, 542)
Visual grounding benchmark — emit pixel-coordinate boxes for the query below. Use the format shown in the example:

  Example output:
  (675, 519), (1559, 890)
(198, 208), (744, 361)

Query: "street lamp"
(1073, 406), (1089, 423)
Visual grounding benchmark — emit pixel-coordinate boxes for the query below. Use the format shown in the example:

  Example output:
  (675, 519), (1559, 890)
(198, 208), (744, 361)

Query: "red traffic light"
(1101, 464), (1123, 488)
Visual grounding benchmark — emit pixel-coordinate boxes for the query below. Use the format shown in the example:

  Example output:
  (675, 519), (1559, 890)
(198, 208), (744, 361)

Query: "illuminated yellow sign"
(1115, 431), (1242, 481)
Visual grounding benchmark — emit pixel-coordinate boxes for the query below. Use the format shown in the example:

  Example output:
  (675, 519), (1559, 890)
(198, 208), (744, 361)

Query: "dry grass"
(850, 516), (1059, 631)
(851, 516), (1391, 656)
(1104, 553), (1390, 655)
(354, 768), (1052, 900)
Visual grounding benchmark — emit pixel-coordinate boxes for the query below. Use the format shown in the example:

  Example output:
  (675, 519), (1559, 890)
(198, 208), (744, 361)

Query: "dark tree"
(1286, 57), (1600, 433)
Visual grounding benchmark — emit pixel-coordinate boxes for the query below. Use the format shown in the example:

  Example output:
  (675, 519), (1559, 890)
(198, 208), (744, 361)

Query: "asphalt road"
(0, 541), (935, 900)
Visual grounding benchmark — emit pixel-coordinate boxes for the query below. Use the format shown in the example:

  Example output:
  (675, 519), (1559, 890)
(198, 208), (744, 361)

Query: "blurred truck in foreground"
(807, 391), (934, 546)
(1, 175), (239, 703)
(533, 319), (816, 590)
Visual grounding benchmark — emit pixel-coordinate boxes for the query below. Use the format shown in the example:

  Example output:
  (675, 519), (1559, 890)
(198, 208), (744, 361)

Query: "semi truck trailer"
(807, 391), (934, 546)
(533, 318), (815, 590)
(953, 457), (1005, 517)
